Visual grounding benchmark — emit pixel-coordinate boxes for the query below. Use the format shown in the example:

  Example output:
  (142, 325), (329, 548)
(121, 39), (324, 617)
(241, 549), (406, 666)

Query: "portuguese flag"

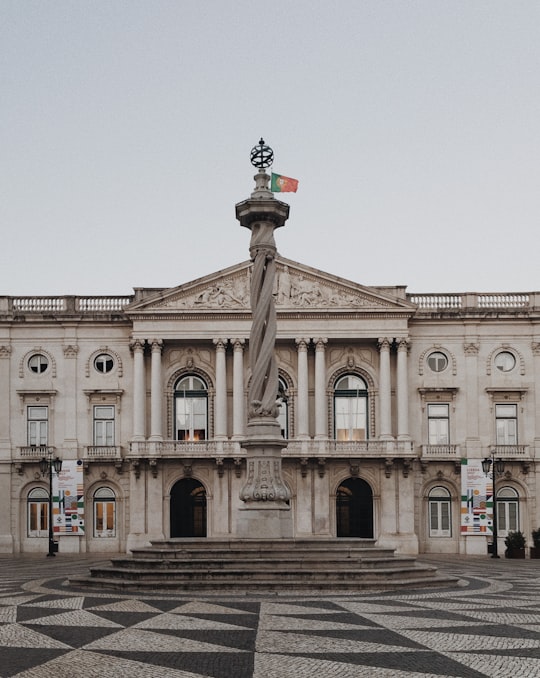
(271, 173), (299, 193)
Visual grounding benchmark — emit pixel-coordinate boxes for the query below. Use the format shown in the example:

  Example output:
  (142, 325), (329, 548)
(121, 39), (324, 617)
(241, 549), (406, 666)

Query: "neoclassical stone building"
(1, 254), (539, 556)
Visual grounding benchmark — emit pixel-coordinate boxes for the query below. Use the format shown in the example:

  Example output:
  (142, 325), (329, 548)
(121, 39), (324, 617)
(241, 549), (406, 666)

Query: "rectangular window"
(94, 501), (116, 537)
(335, 397), (367, 441)
(495, 404), (517, 445)
(176, 397), (207, 441)
(497, 501), (518, 533)
(27, 406), (48, 446)
(429, 500), (451, 537)
(28, 501), (48, 537)
(427, 404), (449, 445)
(94, 406), (115, 446)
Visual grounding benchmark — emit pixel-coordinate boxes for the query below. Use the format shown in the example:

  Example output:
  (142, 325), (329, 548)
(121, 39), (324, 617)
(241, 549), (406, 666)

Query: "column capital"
(213, 338), (228, 350)
(232, 338), (246, 349)
(314, 337), (328, 349)
(150, 338), (163, 352)
(396, 337), (410, 352)
(295, 338), (309, 350)
(129, 338), (146, 353)
(378, 337), (392, 350)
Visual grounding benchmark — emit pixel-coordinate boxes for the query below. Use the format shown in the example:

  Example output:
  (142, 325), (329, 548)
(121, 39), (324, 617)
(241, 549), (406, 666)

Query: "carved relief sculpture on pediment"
(155, 265), (395, 311)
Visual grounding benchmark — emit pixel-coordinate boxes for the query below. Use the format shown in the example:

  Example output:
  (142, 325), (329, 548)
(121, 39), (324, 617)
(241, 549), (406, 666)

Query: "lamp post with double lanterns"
(482, 453), (505, 558)
(39, 450), (62, 557)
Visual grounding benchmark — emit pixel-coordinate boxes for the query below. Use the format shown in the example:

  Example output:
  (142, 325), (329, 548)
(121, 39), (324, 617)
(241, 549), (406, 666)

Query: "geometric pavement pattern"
(1, 555), (540, 677)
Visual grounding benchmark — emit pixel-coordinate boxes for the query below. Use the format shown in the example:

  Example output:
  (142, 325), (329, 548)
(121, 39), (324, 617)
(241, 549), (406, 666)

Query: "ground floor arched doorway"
(170, 478), (207, 537)
(336, 477), (374, 538)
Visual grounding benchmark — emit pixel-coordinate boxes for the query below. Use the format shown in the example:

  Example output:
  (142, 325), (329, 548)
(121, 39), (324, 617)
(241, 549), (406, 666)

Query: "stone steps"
(71, 538), (458, 592)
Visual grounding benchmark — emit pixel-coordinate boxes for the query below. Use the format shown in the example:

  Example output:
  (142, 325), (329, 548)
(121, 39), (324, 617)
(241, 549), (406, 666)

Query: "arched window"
(27, 487), (49, 537)
(93, 487), (116, 537)
(428, 486), (451, 537)
(277, 377), (289, 438)
(334, 375), (368, 441)
(497, 486), (519, 535)
(174, 375), (208, 441)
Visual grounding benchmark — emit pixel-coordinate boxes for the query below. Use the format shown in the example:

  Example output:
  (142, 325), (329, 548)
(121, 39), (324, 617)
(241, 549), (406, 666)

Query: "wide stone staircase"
(71, 538), (458, 592)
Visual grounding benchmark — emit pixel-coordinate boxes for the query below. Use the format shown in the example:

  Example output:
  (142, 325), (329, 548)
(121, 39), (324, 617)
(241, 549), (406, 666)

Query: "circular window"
(94, 353), (114, 374)
(494, 351), (515, 373)
(427, 352), (448, 373)
(28, 354), (49, 374)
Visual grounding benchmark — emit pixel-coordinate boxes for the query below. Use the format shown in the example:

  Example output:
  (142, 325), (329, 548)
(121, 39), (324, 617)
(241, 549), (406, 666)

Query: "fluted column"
(314, 338), (328, 439)
(149, 339), (163, 441)
(296, 338), (309, 439)
(378, 338), (393, 439)
(131, 339), (146, 441)
(214, 338), (228, 439)
(232, 339), (245, 439)
(396, 338), (410, 440)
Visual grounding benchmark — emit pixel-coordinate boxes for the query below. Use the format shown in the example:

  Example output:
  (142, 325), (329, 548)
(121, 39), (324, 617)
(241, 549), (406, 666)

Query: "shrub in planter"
(531, 529), (540, 559)
(505, 530), (526, 559)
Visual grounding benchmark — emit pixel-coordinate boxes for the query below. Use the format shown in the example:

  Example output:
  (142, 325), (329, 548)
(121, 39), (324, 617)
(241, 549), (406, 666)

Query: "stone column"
(295, 338), (309, 439)
(378, 338), (393, 439)
(396, 338), (410, 440)
(131, 339), (146, 441)
(149, 339), (163, 441)
(214, 339), (228, 440)
(235, 160), (292, 538)
(232, 339), (245, 439)
(0, 346), (12, 551)
(463, 341), (480, 453)
(62, 343), (79, 451)
(314, 338), (328, 439)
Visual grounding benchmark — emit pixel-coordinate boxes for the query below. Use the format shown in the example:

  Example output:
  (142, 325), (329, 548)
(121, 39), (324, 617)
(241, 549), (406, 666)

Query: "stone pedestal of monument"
(237, 418), (293, 538)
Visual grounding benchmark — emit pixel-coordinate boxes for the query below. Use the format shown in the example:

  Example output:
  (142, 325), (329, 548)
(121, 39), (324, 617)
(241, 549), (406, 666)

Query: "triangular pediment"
(126, 257), (414, 316)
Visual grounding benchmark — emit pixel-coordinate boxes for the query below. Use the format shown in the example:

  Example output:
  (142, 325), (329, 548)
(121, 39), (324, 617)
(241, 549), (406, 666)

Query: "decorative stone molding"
(486, 345), (525, 376)
(384, 458), (394, 478)
(418, 345), (457, 375)
(19, 347), (57, 378)
(85, 347), (123, 377)
(418, 387), (459, 411)
(148, 458), (158, 478)
(0, 345), (12, 358)
(130, 459), (140, 479)
(532, 342), (540, 356)
(317, 458), (326, 478)
(463, 342), (479, 356)
(402, 458), (412, 478)
(300, 458), (309, 478)
(215, 457), (225, 477)
(63, 344), (79, 358)
(233, 457), (243, 477)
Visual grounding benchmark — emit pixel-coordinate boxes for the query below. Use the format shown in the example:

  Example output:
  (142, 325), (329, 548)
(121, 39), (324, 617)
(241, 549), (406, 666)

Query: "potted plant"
(504, 530), (526, 559)
(531, 529), (540, 559)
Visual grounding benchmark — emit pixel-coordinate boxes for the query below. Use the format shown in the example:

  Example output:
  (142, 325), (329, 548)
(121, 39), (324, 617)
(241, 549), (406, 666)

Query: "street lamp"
(482, 453), (505, 559)
(39, 451), (62, 557)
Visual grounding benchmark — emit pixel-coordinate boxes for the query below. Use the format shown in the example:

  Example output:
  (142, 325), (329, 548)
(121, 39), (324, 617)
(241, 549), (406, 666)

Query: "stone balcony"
(128, 438), (415, 459)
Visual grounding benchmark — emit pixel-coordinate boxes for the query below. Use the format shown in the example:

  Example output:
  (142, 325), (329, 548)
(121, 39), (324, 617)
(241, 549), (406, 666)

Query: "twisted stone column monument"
(235, 140), (293, 538)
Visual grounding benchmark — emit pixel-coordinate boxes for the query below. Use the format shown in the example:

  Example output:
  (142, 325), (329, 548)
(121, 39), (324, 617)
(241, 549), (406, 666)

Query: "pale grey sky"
(2, 1), (539, 296)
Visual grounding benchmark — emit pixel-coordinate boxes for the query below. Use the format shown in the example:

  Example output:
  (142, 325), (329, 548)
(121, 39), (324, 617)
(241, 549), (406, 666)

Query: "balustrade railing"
(409, 292), (531, 311)
(17, 445), (55, 458)
(5, 296), (133, 314)
(84, 446), (123, 459)
(490, 445), (531, 458)
(421, 444), (460, 458)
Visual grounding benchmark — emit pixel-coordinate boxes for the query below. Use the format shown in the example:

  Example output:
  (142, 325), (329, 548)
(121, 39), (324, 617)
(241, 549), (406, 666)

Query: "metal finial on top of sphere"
(250, 138), (274, 169)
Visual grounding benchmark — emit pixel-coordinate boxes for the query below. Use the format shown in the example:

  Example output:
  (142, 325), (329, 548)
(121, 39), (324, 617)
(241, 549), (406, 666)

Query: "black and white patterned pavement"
(1, 553), (540, 677)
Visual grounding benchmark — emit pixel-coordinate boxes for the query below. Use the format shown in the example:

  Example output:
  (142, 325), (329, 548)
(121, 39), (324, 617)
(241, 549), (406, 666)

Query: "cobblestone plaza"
(0, 554), (539, 677)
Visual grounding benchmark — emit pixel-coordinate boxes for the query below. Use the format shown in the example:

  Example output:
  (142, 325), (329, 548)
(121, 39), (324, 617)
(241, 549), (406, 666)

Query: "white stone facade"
(1, 260), (539, 556)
